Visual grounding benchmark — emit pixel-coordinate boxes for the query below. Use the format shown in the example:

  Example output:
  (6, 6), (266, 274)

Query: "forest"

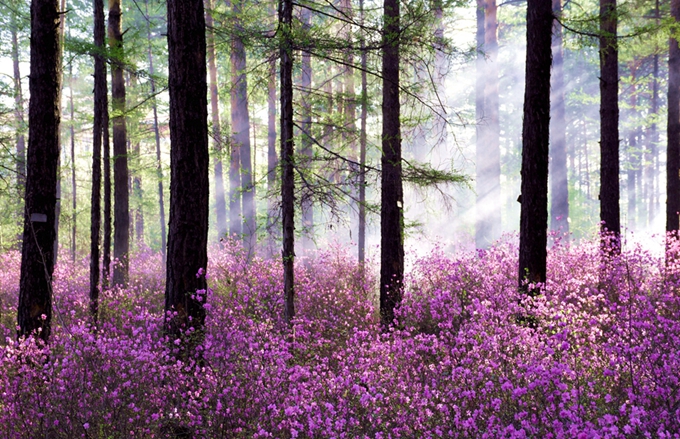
(1, 0), (680, 437)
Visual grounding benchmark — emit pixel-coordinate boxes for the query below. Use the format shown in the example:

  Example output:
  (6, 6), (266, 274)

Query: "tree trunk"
(205, 0), (227, 243)
(627, 72), (638, 231)
(69, 63), (77, 263)
(341, 0), (358, 245)
(599, 0), (620, 249)
(668, 0), (680, 244)
(145, 0), (166, 258)
(380, 0), (403, 327)
(17, 0), (62, 341)
(103, 96), (112, 289)
(12, 23), (26, 248)
(648, 50), (659, 226)
(518, 0), (552, 294)
(300, 6), (314, 254)
(359, 0), (367, 264)
(267, 58), (278, 257)
(165, 0), (209, 345)
(280, 0), (295, 323)
(109, 0), (129, 286)
(231, 0), (255, 257)
(90, 0), (106, 319)
(549, 0), (569, 235)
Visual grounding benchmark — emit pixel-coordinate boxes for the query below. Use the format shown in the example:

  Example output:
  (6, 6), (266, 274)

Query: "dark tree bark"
(549, 0), (569, 235)
(359, 0), (367, 264)
(300, 6), (314, 254)
(145, 0), (166, 258)
(380, 0), (404, 327)
(599, 0), (620, 248)
(109, 0), (129, 286)
(668, 0), (680, 237)
(267, 57), (278, 258)
(518, 0), (552, 293)
(280, 0), (295, 323)
(205, 0), (227, 243)
(341, 0), (358, 244)
(231, 0), (255, 256)
(475, 0), (501, 249)
(165, 0), (209, 342)
(90, 0), (106, 319)
(17, 0), (61, 341)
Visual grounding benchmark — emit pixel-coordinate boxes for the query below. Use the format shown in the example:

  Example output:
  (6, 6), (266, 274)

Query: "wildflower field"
(0, 238), (679, 438)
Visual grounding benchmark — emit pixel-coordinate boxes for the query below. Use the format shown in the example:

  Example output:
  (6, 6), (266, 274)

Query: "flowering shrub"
(0, 237), (679, 437)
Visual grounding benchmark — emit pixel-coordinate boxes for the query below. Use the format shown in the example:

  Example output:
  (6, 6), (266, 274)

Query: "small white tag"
(396, 201), (402, 208)
(30, 213), (47, 223)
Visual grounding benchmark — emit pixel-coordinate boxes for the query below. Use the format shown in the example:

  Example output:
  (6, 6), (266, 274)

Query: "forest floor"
(0, 237), (678, 438)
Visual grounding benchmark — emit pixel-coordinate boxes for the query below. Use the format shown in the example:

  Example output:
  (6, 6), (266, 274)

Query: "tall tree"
(145, 0), (166, 258)
(518, 0), (552, 293)
(11, 18), (26, 207)
(102, 98), (112, 288)
(668, 0), (680, 237)
(475, 0), (501, 249)
(231, 0), (256, 256)
(205, 0), (227, 243)
(549, 0), (569, 235)
(109, 0), (130, 286)
(68, 62), (77, 263)
(280, 0), (295, 323)
(358, 0), (367, 263)
(267, 56), (278, 257)
(90, 0), (107, 319)
(165, 0), (209, 342)
(380, 0), (404, 327)
(599, 0), (620, 249)
(17, 0), (62, 340)
(300, 5), (314, 254)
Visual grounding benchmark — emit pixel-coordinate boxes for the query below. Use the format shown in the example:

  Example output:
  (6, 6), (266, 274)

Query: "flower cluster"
(0, 236), (679, 438)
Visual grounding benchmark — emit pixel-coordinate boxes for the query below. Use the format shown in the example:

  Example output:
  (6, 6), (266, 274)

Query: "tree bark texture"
(206, 0), (228, 243)
(380, 0), (404, 327)
(90, 0), (106, 319)
(280, 0), (296, 323)
(549, 0), (569, 235)
(165, 0), (209, 340)
(231, 0), (255, 256)
(518, 0), (552, 293)
(17, 0), (62, 341)
(69, 64), (77, 263)
(109, 0), (130, 286)
(599, 0), (620, 245)
(668, 0), (680, 235)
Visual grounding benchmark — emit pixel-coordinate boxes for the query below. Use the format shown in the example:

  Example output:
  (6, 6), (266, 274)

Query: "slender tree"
(102, 97), (112, 288)
(280, 0), (295, 323)
(90, 0), (106, 319)
(358, 0), (367, 263)
(267, 57), (278, 257)
(231, 0), (255, 256)
(380, 0), (404, 327)
(165, 0), (209, 341)
(144, 0), (166, 258)
(599, 0), (620, 249)
(550, 0), (569, 235)
(518, 0), (552, 293)
(668, 0), (680, 239)
(300, 5), (314, 254)
(17, 0), (62, 341)
(69, 62), (77, 263)
(109, 0), (130, 286)
(12, 19), (26, 205)
(205, 0), (227, 243)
